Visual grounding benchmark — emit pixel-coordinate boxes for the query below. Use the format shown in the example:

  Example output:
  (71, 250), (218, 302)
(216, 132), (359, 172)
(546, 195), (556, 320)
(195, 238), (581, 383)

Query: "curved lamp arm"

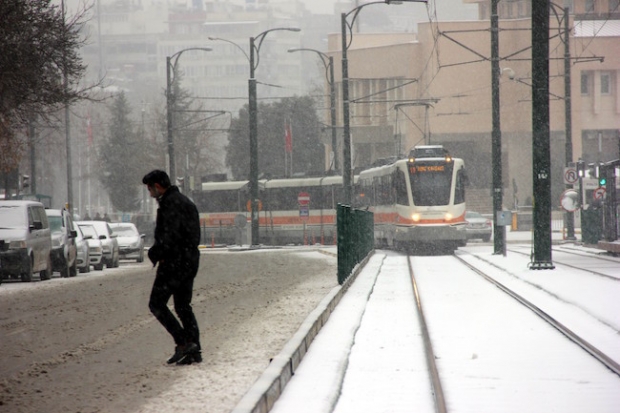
(251, 27), (300, 72)
(208, 37), (250, 62)
(169, 47), (213, 71)
(288, 47), (333, 84)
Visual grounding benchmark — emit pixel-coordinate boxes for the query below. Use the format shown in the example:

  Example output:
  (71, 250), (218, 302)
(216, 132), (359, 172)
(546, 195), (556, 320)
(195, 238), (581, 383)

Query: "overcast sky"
(301, 0), (478, 20)
(56, 1), (477, 22)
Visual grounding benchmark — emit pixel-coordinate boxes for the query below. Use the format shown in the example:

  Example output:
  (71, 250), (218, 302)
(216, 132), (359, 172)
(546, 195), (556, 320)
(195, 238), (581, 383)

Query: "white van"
(0, 200), (53, 282)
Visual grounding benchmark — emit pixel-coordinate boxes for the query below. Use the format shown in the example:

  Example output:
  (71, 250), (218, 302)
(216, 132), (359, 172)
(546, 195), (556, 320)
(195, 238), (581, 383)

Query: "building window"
(581, 72), (590, 95)
(600, 72), (611, 95)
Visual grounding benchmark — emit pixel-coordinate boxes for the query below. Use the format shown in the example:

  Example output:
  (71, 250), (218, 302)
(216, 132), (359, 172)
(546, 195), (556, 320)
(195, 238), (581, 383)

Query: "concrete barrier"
(231, 250), (375, 413)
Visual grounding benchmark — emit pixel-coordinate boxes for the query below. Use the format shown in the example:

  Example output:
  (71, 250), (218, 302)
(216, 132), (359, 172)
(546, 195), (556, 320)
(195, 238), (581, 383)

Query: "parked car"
(79, 221), (119, 268)
(75, 225), (90, 273)
(109, 222), (145, 262)
(465, 211), (493, 242)
(0, 200), (52, 282)
(45, 209), (78, 278)
(76, 223), (104, 271)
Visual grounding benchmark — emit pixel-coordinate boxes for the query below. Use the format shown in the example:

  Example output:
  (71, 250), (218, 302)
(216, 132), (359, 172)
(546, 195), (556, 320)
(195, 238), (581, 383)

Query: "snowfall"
(271, 250), (619, 413)
(148, 229), (620, 413)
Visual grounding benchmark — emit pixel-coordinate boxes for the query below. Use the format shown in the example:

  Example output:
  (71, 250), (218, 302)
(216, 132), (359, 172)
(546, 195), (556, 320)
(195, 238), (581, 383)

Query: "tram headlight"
(412, 213), (421, 222)
(444, 213), (453, 221)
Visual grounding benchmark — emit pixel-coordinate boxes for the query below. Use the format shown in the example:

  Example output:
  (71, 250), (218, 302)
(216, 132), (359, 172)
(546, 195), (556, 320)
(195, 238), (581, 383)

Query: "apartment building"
(326, 0), (620, 212)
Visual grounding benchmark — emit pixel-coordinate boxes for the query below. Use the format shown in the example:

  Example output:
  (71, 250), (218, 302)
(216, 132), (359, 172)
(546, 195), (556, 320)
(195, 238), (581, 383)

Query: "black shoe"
(176, 350), (202, 365)
(166, 343), (198, 364)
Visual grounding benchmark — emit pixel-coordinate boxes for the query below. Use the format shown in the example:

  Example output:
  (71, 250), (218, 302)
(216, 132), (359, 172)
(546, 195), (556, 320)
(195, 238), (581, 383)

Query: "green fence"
(337, 204), (374, 285)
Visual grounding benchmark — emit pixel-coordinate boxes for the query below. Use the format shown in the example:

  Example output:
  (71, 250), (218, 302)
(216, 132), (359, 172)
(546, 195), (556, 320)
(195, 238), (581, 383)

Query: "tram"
(194, 145), (467, 251)
(193, 175), (351, 245)
(357, 145), (468, 251)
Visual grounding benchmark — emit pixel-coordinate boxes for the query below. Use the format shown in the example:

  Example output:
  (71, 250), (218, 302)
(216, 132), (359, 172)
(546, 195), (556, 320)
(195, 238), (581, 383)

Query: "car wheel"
(40, 255), (52, 281)
(21, 256), (33, 282)
(81, 259), (90, 273)
(94, 263), (104, 271)
(70, 260), (77, 277)
(483, 236), (491, 242)
(113, 252), (120, 268)
(60, 259), (70, 278)
(137, 249), (144, 263)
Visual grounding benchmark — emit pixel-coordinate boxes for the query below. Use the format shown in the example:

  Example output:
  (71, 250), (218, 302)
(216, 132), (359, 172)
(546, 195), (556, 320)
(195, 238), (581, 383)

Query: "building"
(324, 0), (620, 213)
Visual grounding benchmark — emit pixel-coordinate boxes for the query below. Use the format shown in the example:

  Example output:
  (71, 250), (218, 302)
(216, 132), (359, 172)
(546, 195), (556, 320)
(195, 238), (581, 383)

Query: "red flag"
(86, 114), (93, 146)
(284, 119), (292, 153)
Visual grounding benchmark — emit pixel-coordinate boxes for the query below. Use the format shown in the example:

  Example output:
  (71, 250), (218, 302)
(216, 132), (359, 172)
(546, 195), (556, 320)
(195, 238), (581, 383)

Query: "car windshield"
(48, 216), (63, 233)
(79, 225), (97, 238)
(112, 226), (137, 237)
(0, 205), (27, 228)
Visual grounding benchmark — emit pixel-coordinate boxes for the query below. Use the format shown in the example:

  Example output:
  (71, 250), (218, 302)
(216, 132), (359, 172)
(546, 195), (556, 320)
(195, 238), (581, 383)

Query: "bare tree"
(0, 0), (93, 172)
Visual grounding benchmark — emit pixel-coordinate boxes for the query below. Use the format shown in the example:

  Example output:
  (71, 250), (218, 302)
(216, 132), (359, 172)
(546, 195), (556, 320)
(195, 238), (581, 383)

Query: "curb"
(230, 250), (375, 413)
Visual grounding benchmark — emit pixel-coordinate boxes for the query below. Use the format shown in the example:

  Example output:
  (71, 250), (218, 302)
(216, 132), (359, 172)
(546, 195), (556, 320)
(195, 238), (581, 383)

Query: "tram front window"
(409, 164), (453, 206)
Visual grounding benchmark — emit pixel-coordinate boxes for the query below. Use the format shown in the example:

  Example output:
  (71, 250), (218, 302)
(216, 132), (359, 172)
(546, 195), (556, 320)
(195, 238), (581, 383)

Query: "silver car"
(465, 211), (492, 242)
(45, 209), (78, 278)
(109, 223), (145, 263)
(75, 225), (90, 273)
(86, 221), (119, 268)
(76, 223), (104, 271)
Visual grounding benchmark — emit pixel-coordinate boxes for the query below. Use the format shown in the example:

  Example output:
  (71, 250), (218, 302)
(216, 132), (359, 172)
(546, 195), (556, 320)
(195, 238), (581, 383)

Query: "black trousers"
(148, 261), (200, 349)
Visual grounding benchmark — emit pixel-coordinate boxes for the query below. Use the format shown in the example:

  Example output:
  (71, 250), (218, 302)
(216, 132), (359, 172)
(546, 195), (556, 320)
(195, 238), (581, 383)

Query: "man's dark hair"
(142, 170), (171, 188)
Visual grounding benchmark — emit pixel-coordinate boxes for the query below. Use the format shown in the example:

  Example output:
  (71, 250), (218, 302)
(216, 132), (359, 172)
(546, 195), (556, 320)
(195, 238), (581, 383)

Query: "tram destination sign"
(409, 164), (446, 174)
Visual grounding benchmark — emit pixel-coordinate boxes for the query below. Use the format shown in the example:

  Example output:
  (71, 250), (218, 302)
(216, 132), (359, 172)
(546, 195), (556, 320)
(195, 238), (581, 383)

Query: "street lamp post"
(490, 0), (504, 255)
(288, 48), (338, 173)
(166, 47), (212, 181)
(248, 27), (300, 246)
(341, 0), (427, 205)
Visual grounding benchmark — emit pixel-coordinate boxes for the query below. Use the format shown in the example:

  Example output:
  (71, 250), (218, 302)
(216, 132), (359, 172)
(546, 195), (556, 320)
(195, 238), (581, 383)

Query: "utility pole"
(562, 6), (576, 240)
(491, 0), (505, 255)
(531, 0), (554, 269)
(62, 0), (73, 214)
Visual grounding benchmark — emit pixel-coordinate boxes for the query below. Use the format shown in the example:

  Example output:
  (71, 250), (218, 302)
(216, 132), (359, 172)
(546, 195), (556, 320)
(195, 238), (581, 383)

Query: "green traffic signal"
(599, 177), (607, 186)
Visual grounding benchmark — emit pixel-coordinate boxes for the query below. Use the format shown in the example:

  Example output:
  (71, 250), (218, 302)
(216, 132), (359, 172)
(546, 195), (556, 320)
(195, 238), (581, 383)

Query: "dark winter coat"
(148, 186), (200, 279)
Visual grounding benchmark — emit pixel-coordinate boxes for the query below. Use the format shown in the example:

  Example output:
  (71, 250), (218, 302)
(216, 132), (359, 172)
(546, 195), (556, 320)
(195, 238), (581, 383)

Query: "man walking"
(142, 170), (202, 365)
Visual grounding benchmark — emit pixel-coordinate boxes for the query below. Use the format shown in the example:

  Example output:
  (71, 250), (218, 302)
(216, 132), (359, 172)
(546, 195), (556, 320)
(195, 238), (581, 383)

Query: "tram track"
(452, 253), (620, 377)
(505, 246), (620, 281)
(406, 256), (447, 413)
(405, 249), (620, 413)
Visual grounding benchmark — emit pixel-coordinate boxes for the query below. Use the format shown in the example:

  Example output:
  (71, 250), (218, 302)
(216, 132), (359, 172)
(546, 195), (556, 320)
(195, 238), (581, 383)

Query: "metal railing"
(337, 204), (374, 284)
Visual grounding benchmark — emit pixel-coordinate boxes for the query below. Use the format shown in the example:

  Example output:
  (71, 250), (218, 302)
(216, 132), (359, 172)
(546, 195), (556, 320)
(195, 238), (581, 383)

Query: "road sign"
(298, 192), (310, 206)
(234, 214), (246, 228)
(496, 210), (512, 226)
(299, 205), (309, 220)
(560, 189), (579, 212)
(593, 187), (606, 200)
(246, 199), (262, 212)
(563, 167), (578, 185)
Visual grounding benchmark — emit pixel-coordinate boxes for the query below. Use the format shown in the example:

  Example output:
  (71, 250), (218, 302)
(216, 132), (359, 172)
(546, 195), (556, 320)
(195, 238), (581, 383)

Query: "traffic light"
(21, 175), (30, 189)
(598, 169), (607, 187)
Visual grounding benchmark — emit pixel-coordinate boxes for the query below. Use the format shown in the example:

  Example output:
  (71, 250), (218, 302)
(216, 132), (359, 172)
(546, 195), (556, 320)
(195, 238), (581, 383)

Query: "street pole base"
(528, 261), (555, 270)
